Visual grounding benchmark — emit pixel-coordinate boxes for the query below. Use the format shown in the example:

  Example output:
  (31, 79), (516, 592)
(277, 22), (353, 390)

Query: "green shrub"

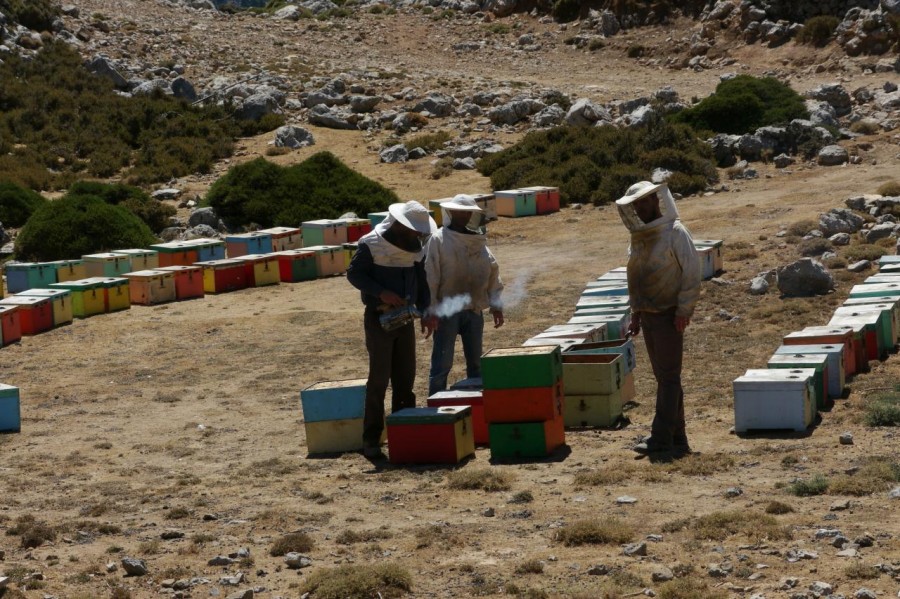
(205, 152), (400, 228)
(0, 181), (47, 227)
(66, 181), (175, 233)
(796, 16), (840, 46)
(0, 0), (59, 31)
(551, 0), (581, 22)
(864, 391), (900, 426)
(15, 194), (157, 261)
(877, 181), (900, 196)
(405, 130), (452, 153)
(627, 44), (645, 58)
(670, 75), (808, 135)
(798, 237), (832, 257)
(477, 114), (717, 206)
(299, 563), (412, 599)
(844, 243), (886, 262)
(788, 474), (829, 496)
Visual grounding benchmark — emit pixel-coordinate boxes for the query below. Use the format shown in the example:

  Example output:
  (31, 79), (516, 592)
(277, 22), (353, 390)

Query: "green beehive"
(481, 346), (562, 390)
(767, 353), (828, 410)
(562, 353), (623, 395)
(488, 418), (564, 459)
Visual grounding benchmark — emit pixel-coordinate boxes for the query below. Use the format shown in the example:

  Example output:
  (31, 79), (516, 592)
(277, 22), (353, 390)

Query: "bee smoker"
(379, 305), (422, 332)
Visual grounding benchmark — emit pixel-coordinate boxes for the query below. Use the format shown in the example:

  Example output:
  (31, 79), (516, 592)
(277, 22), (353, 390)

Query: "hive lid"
(303, 379), (368, 392)
(768, 354), (828, 367)
(484, 346), (560, 357)
(387, 405), (471, 424)
(124, 270), (172, 278)
(449, 377), (483, 391)
(0, 296), (49, 306)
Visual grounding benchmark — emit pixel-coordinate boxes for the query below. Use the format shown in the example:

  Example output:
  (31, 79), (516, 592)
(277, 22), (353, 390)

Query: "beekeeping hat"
(387, 200), (437, 236)
(441, 194), (483, 213)
(615, 181), (664, 206)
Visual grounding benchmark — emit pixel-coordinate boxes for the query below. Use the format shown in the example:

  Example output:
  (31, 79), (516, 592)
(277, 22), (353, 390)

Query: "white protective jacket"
(425, 227), (503, 314)
(617, 186), (701, 318)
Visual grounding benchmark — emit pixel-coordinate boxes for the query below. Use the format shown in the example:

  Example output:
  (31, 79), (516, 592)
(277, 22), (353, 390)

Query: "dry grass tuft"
(844, 561), (880, 580)
(657, 453), (735, 476)
(692, 511), (791, 542)
(299, 563), (412, 599)
(447, 468), (514, 492)
(573, 464), (634, 486)
(554, 519), (633, 546)
(6, 514), (56, 548)
(336, 527), (394, 545)
(764, 500), (794, 514)
(270, 532), (315, 556)
(656, 578), (729, 599)
(864, 390), (900, 427)
(788, 474), (829, 496)
(828, 458), (900, 496)
(414, 524), (463, 550)
(514, 559), (544, 574)
(240, 457), (299, 477)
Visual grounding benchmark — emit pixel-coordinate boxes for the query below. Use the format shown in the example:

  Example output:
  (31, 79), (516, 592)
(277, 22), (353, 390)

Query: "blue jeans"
(429, 310), (484, 396)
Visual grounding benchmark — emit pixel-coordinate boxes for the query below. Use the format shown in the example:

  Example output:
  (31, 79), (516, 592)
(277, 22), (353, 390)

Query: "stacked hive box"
(0, 384), (20, 433)
(561, 353), (626, 428)
(0, 296), (53, 335)
(301, 379), (371, 454)
(481, 346), (565, 459)
(693, 239), (724, 280)
(386, 406), (475, 464)
(19, 289), (73, 327)
(123, 270), (177, 305)
(156, 265), (205, 300)
(259, 227), (303, 252)
(733, 368), (817, 432)
(427, 387), (489, 445)
(0, 305), (23, 347)
(563, 339), (637, 401)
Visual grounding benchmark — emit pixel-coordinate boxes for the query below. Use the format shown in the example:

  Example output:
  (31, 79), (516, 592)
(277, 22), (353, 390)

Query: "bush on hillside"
(0, 182), (47, 227)
(0, 0), (59, 31)
(796, 16), (840, 46)
(477, 114), (717, 205)
(670, 75), (808, 135)
(15, 194), (157, 261)
(66, 181), (176, 233)
(205, 152), (400, 228)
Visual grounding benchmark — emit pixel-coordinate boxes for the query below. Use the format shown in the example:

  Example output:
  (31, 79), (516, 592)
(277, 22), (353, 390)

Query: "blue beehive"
(225, 233), (273, 258)
(5, 263), (56, 293)
(189, 238), (227, 262)
(0, 384), (20, 433)
(300, 378), (367, 423)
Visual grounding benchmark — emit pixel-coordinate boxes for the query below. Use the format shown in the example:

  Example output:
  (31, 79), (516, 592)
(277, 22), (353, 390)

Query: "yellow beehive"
(49, 260), (87, 283)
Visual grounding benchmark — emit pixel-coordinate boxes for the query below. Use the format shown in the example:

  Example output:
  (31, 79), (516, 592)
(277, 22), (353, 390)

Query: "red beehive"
(195, 259), (247, 294)
(482, 379), (564, 424)
(427, 390), (488, 445)
(521, 186), (560, 215)
(0, 305), (23, 347)
(156, 265), (205, 300)
(0, 296), (53, 336)
(783, 326), (864, 376)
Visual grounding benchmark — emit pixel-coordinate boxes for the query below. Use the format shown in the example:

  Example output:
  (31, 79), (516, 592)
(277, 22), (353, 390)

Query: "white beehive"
(732, 368), (816, 433)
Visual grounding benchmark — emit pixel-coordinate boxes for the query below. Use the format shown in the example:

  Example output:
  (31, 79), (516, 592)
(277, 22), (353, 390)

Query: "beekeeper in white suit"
(616, 181), (700, 458)
(426, 194), (504, 396)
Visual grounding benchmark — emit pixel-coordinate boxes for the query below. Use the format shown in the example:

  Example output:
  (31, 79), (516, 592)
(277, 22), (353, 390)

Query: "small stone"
(646, 534), (663, 542)
(616, 496), (637, 504)
(816, 529), (841, 539)
(830, 499), (851, 511)
(837, 547), (858, 557)
(846, 261), (870, 273)
(780, 577), (800, 590)
(106, 562), (117, 573)
(651, 566), (674, 582)
(890, 487), (900, 499)
(832, 535), (849, 548)
(121, 557), (148, 576)
(482, 507), (495, 517)
(225, 591), (253, 599)
(586, 564), (609, 575)
(725, 487), (743, 498)
(854, 589), (877, 599)
(161, 530), (185, 540)
(854, 535), (874, 548)
(284, 553), (312, 569)
(208, 556), (234, 567)
(623, 542), (647, 556)
(809, 581), (833, 595)
(708, 564), (729, 578)
(161, 579), (176, 588)
(202, 513), (219, 521)
(220, 573), (245, 586)
(0, 577), (8, 589)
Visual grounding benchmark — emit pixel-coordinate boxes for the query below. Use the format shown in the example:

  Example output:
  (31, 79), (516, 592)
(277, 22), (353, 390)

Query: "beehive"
(236, 254), (280, 287)
(111, 249), (159, 271)
(224, 233), (273, 258)
(123, 270), (177, 305)
(843, 297), (900, 343)
(827, 313), (883, 361)
(695, 246), (717, 280)
(481, 346), (563, 390)
(150, 241), (200, 267)
(84, 277), (131, 312)
(596, 271), (628, 282)
(186, 238), (227, 262)
(428, 198), (453, 227)
(427, 390), (488, 445)
(849, 283), (900, 298)
(563, 338), (636, 373)
(693, 239), (724, 273)
(833, 305), (896, 348)
(863, 274), (900, 285)
(302, 220), (348, 247)
(880, 263), (900, 273)
(386, 406), (475, 464)
(302, 245), (346, 277)
(0, 384), (20, 433)
(82, 253), (132, 278)
(562, 353), (624, 395)
(783, 326), (861, 377)
(563, 389), (624, 428)
(733, 368), (816, 433)
(301, 379), (367, 423)
(342, 243), (358, 269)
(0, 296), (53, 335)
(577, 285), (629, 299)
(4, 262), (57, 293)
(575, 305), (631, 319)
(520, 186), (560, 215)
(49, 280), (105, 318)
(368, 211), (389, 227)
(577, 293), (630, 306)
(155, 265), (205, 300)
(472, 193), (498, 221)
(540, 323), (607, 342)
(259, 227), (303, 252)
(194, 259), (248, 294)
(483, 379), (564, 423)
(488, 411), (565, 459)
(304, 419), (374, 454)
(521, 337), (585, 351)
(274, 250), (317, 282)
(773, 344), (844, 401)
(566, 313), (629, 339)
(339, 219), (372, 243)
(18, 288), (73, 327)
(0, 305), (22, 347)
(767, 353), (829, 410)
(48, 260), (87, 283)
(494, 189), (537, 217)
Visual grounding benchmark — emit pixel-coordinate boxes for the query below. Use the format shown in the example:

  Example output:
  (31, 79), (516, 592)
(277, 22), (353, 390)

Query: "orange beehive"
(259, 227), (303, 252)
(482, 379), (564, 424)
(155, 265), (205, 300)
(0, 305), (23, 347)
(151, 242), (200, 267)
(783, 326), (861, 376)
(0, 296), (53, 336)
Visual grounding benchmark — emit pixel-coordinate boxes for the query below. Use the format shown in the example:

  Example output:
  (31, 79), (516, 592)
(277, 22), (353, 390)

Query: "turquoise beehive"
(300, 379), (367, 423)
(0, 383), (20, 433)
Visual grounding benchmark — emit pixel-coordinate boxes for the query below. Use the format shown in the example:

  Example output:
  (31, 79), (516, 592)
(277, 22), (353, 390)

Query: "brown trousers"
(362, 307), (417, 446)
(640, 309), (687, 446)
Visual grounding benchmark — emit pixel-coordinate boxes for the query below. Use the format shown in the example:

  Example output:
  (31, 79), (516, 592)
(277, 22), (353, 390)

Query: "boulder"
(181, 224), (220, 239)
(453, 157), (477, 170)
(299, 0), (337, 14)
(625, 105), (656, 127)
(413, 93), (456, 117)
(274, 5), (303, 19)
(482, 0), (518, 17)
(188, 207), (219, 229)
(709, 134), (739, 167)
(750, 276), (769, 295)
(819, 208), (865, 236)
(171, 77), (197, 102)
(121, 557), (148, 576)
(488, 99), (545, 125)
(274, 125), (315, 149)
(532, 104), (565, 127)
(817, 145), (849, 166)
(805, 83), (852, 117)
(456, 103), (483, 117)
(773, 153), (794, 168)
(829, 232), (851, 245)
(308, 105), (357, 130)
(860, 222), (896, 243)
(380, 144), (408, 164)
(565, 99), (610, 126)
(236, 92), (279, 121)
(777, 258), (834, 297)
(132, 78), (171, 96)
(348, 95), (381, 113)
(85, 56), (128, 89)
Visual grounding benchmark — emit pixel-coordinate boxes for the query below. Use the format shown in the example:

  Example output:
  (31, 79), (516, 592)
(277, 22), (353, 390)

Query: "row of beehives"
(732, 255), (900, 433)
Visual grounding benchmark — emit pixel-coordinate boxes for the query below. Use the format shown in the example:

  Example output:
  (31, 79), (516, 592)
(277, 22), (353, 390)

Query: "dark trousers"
(641, 309), (687, 446)
(363, 307), (416, 446)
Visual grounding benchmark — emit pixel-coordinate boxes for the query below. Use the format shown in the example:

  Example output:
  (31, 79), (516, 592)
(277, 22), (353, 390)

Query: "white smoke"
(431, 293), (472, 318)
(499, 267), (533, 311)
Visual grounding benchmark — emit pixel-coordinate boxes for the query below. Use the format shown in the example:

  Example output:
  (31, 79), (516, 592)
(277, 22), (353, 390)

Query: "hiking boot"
(633, 438), (672, 455)
(362, 445), (386, 460)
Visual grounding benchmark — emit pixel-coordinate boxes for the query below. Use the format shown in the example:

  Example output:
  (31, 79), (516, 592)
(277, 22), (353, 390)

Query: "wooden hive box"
(563, 338), (636, 373)
(877, 255), (900, 267)
(483, 379), (564, 423)
(194, 259), (248, 294)
(427, 390), (488, 445)
(428, 198), (453, 227)
(767, 353), (830, 410)
(302, 245), (346, 277)
(18, 288), (73, 327)
(111, 249), (159, 271)
(82, 253), (131, 278)
(561, 353), (624, 396)
(880, 263), (900, 273)
(596, 271), (628, 282)
(368, 211), (389, 227)
(224, 233), (273, 259)
(0, 305), (22, 347)
(577, 293), (630, 307)
(834, 305), (896, 348)
(695, 246), (717, 280)
(83, 277), (131, 312)
(49, 280), (105, 318)
(494, 189), (537, 217)
(472, 193), (498, 221)
(343, 218), (372, 243)
(849, 283), (900, 298)
(302, 220), (348, 247)
(773, 344), (844, 400)
(0, 383), (20, 433)
(863, 274), (900, 285)
(155, 265), (205, 300)
(0, 296), (53, 335)
(150, 242), (200, 267)
(541, 323), (607, 342)
(521, 337), (585, 352)
(342, 242), (358, 269)
(827, 314), (883, 361)
(783, 326), (860, 377)
(4, 262), (57, 293)
(236, 254), (280, 287)
(386, 406), (475, 464)
(567, 313), (629, 339)
(48, 260), (87, 283)
(123, 270), (177, 305)
(481, 345), (562, 390)
(488, 410), (565, 460)
(304, 419), (368, 455)
(520, 186), (560, 215)
(301, 379), (367, 422)
(563, 389), (624, 429)
(259, 227), (303, 252)
(842, 297), (900, 343)
(693, 239), (724, 273)
(184, 238), (227, 262)
(733, 368), (816, 433)
(274, 250), (317, 282)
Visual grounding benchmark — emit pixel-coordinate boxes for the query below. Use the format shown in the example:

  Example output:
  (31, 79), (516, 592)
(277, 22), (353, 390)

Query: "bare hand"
(627, 313), (641, 337)
(421, 315), (438, 339)
(491, 309), (504, 328)
(379, 290), (405, 307)
(674, 315), (691, 333)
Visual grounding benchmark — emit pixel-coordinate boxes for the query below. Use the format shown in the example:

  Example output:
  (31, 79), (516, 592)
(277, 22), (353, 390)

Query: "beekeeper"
(347, 201), (438, 459)
(615, 181), (700, 457)
(425, 194), (504, 396)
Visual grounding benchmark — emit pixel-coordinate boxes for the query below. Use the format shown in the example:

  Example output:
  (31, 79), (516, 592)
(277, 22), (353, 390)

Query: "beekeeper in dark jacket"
(347, 201), (438, 459)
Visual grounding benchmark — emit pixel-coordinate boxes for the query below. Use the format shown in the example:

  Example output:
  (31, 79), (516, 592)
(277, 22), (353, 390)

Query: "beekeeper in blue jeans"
(425, 195), (504, 396)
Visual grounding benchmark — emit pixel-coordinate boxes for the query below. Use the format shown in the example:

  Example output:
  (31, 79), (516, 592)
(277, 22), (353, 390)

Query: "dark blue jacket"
(347, 242), (430, 312)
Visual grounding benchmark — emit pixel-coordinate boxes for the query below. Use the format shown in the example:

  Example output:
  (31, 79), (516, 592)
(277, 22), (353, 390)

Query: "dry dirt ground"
(2, 2), (900, 598)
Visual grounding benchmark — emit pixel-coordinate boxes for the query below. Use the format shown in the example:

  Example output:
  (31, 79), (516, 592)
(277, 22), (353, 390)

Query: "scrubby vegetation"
(15, 194), (157, 261)
(0, 41), (279, 191)
(796, 15), (840, 46)
(478, 114), (717, 205)
(552, 0), (709, 24)
(66, 181), (176, 233)
(0, 182), (47, 227)
(299, 563), (412, 599)
(0, 0), (59, 31)
(670, 75), (808, 136)
(554, 518), (633, 546)
(205, 153), (399, 228)
(864, 389), (900, 427)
